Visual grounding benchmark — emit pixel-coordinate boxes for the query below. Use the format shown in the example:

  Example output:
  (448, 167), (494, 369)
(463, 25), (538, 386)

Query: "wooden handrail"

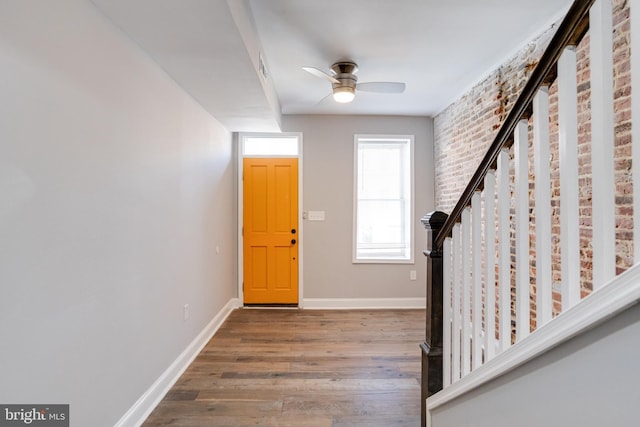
(434, 0), (594, 249)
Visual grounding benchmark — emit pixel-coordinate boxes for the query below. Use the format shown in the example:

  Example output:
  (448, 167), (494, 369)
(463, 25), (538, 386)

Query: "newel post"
(420, 211), (448, 426)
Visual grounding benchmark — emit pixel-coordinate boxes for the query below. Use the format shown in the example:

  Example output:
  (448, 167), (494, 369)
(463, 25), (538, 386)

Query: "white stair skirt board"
(303, 297), (426, 309)
(425, 263), (640, 427)
(114, 298), (241, 427)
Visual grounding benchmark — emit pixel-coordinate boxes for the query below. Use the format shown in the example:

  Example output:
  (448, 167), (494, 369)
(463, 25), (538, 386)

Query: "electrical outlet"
(410, 270), (417, 281)
(183, 303), (189, 321)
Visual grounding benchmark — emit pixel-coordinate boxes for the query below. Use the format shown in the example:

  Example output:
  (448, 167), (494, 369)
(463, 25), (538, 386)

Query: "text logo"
(0, 405), (68, 426)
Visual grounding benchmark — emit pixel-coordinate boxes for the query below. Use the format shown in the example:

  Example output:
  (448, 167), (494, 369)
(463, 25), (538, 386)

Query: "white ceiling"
(91, 0), (573, 132)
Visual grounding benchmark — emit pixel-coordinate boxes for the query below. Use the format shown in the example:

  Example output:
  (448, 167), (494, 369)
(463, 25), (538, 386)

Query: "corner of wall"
(114, 298), (240, 427)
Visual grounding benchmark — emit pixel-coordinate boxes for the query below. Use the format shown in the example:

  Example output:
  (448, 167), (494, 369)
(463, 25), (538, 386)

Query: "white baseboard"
(114, 298), (241, 427)
(302, 297), (426, 310)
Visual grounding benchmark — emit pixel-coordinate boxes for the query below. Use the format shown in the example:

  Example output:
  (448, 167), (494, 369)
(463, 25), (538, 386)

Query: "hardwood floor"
(143, 308), (425, 426)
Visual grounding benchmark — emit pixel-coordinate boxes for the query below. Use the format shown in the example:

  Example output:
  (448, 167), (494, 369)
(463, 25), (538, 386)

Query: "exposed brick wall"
(434, 25), (556, 214)
(434, 0), (632, 333)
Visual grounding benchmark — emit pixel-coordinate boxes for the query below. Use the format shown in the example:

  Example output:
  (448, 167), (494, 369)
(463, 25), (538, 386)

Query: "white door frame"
(237, 132), (304, 306)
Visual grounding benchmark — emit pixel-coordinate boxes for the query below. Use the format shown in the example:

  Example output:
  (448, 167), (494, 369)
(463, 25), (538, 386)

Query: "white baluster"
(443, 237), (453, 387)
(471, 191), (483, 369)
(452, 223), (462, 382)
(497, 149), (512, 351)
(514, 120), (530, 341)
(533, 87), (553, 326)
(558, 46), (581, 309)
(484, 171), (497, 360)
(461, 208), (472, 376)
(590, 0), (616, 288)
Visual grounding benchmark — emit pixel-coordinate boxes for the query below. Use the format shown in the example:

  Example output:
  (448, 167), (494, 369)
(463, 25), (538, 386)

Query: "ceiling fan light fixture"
(333, 86), (355, 103)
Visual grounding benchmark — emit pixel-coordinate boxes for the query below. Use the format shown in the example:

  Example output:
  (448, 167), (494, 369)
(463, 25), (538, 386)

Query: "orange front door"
(243, 157), (298, 304)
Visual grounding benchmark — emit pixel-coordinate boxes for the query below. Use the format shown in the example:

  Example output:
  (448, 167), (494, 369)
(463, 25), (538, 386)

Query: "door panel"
(249, 246), (268, 290)
(243, 158), (298, 304)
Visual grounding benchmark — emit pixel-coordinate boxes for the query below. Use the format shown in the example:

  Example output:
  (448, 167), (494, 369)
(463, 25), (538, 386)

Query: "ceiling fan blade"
(317, 93), (334, 105)
(356, 82), (406, 93)
(302, 66), (340, 84)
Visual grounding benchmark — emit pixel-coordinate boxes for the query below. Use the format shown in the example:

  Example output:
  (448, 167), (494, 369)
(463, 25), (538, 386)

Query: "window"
(354, 135), (414, 263)
(242, 134), (299, 156)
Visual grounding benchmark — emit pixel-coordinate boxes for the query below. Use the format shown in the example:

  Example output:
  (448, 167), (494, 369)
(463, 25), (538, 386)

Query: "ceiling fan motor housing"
(331, 61), (358, 75)
(331, 61), (358, 96)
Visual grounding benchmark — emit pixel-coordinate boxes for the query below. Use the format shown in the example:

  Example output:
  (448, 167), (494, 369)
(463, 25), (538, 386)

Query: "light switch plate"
(308, 211), (325, 221)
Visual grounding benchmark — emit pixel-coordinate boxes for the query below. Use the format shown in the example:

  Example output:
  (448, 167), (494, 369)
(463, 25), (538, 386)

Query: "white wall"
(282, 115), (435, 305)
(0, 1), (236, 425)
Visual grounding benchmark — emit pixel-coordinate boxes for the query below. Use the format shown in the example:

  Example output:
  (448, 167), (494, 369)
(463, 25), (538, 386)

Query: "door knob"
(291, 239), (297, 245)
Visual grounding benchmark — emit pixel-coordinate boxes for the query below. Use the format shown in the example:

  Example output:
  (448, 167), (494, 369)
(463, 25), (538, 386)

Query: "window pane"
(357, 199), (408, 258)
(243, 136), (298, 156)
(358, 143), (402, 199)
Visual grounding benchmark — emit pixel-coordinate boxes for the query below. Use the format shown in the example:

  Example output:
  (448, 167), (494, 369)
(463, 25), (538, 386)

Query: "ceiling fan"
(302, 61), (405, 103)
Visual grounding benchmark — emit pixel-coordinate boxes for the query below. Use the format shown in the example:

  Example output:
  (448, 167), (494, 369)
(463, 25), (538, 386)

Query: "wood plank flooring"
(143, 308), (425, 426)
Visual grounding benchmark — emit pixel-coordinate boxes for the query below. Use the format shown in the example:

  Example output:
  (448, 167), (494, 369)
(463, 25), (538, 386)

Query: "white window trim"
(352, 134), (415, 264)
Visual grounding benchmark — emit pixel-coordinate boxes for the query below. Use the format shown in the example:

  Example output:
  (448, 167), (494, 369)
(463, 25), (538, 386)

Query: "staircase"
(421, 0), (640, 425)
